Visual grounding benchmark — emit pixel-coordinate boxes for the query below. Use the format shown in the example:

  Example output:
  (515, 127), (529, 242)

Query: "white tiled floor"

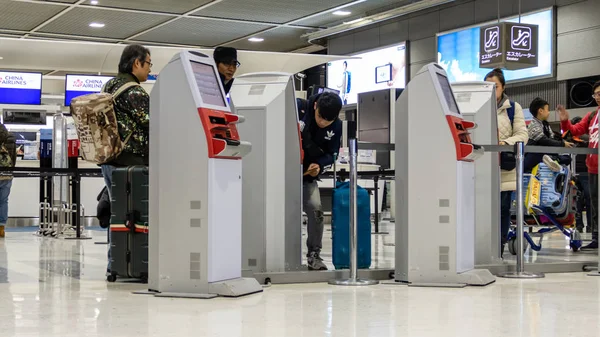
(1, 227), (599, 337)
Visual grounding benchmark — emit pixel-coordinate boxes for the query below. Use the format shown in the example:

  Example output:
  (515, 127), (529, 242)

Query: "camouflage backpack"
(0, 125), (16, 169)
(69, 82), (138, 164)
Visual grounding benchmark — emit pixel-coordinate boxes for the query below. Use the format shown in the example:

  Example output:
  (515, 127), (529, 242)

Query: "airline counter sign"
(479, 22), (539, 70)
(66, 75), (113, 92)
(0, 72), (42, 90)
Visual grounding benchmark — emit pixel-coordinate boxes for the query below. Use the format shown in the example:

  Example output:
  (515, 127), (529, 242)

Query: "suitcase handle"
(125, 211), (139, 233)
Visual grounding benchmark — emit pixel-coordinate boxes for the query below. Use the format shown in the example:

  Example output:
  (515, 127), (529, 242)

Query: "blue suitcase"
(332, 181), (372, 270)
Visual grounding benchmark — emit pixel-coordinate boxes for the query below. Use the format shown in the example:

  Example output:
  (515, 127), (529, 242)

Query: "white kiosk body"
(229, 72), (303, 274)
(452, 82), (501, 265)
(394, 63), (495, 287)
(149, 50), (262, 298)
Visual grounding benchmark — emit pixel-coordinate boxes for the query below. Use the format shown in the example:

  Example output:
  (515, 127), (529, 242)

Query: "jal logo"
(511, 26), (532, 51)
(484, 26), (500, 53)
(325, 130), (335, 140)
(73, 79), (84, 88)
(0, 77), (3, 82)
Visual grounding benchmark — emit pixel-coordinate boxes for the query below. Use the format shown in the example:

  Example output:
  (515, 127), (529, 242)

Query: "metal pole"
(515, 141), (525, 273)
(349, 138), (358, 281)
(589, 138), (600, 276)
(498, 142), (544, 278)
(329, 132), (378, 286)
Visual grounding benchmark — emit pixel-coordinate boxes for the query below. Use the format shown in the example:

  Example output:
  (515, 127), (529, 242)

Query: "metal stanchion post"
(329, 131), (378, 286)
(589, 142), (600, 276)
(498, 142), (544, 279)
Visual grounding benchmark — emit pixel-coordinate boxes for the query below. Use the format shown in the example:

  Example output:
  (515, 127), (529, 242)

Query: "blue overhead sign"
(64, 74), (114, 106)
(0, 71), (42, 105)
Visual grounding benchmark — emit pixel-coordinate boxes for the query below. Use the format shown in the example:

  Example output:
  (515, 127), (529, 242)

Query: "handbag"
(500, 101), (516, 171)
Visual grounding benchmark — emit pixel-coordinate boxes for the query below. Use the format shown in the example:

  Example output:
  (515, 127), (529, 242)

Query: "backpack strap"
(507, 100), (515, 126)
(109, 82), (140, 147)
(112, 82), (140, 100)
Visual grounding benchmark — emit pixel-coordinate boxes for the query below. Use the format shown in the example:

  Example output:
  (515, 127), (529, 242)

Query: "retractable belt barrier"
(329, 142), (599, 277)
(0, 167), (102, 240)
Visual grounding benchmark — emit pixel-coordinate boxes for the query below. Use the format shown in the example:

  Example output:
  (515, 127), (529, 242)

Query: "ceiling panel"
(192, 0), (354, 24)
(226, 27), (313, 52)
(133, 18), (274, 47)
(83, 0), (214, 15)
(0, 0), (67, 31)
(28, 34), (119, 43)
(37, 7), (174, 39)
(49, 70), (117, 76)
(294, 0), (415, 28)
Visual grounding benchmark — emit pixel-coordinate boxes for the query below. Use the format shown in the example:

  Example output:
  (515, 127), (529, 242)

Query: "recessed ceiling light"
(90, 0), (98, 4)
(0, 57), (3, 60)
(248, 37), (264, 42)
(333, 10), (351, 16)
(89, 22), (105, 28)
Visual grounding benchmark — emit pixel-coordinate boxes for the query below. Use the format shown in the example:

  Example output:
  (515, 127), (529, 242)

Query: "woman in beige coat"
(485, 68), (529, 257)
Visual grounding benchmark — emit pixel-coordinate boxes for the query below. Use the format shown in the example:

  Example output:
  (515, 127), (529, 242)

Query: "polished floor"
(0, 226), (599, 337)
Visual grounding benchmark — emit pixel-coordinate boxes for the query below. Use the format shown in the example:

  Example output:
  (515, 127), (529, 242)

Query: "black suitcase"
(107, 166), (149, 282)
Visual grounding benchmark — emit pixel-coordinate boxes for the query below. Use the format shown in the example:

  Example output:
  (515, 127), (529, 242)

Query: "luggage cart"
(508, 162), (582, 255)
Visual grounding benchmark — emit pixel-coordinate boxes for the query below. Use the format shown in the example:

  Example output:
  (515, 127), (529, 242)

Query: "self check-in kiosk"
(149, 51), (262, 298)
(394, 63), (495, 287)
(451, 82), (501, 265)
(229, 72), (303, 275)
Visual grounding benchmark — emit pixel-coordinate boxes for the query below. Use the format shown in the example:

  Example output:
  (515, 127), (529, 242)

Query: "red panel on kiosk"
(197, 107), (242, 159)
(445, 115), (476, 162)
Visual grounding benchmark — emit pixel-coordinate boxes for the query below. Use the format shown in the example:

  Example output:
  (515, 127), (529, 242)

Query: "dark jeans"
(576, 173), (592, 230)
(500, 191), (513, 246)
(590, 174), (598, 236)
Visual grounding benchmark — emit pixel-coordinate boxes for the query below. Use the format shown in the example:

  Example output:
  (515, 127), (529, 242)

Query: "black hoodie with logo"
(300, 94), (342, 183)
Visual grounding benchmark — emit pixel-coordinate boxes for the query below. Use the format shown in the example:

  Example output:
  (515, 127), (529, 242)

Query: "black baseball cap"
(213, 46), (238, 64)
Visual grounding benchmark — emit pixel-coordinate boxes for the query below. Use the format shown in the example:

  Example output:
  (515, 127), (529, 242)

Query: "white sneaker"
(543, 155), (561, 172)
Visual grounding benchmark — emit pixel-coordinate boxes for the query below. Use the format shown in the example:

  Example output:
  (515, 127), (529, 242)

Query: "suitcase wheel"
(106, 274), (117, 283)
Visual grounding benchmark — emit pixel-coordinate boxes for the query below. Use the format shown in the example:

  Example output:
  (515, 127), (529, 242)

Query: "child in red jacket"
(559, 80), (600, 249)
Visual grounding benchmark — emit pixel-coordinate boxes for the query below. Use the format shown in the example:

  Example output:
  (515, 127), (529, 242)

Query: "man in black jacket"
(213, 47), (239, 95)
(301, 92), (343, 270)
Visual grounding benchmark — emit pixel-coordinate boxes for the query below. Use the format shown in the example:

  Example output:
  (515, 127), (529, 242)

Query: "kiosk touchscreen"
(394, 63), (495, 287)
(229, 72), (303, 275)
(149, 51), (261, 298)
(452, 82), (501, 265)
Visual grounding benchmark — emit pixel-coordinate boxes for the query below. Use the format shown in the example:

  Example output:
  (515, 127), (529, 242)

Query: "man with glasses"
(213, 46), (240, 94)
(101, 44), (152, 275)
(559, 81), (600, 250)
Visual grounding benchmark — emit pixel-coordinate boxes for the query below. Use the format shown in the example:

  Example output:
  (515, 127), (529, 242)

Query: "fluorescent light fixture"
(305, 0), (456, 42)
(89, 22), (105, 28)
(343, 18), (365, 24)
(248, 37), (264, 42)
(90, 0), (98, 4)
(0, 57), (3, 60)
(333, 10), (351, 16)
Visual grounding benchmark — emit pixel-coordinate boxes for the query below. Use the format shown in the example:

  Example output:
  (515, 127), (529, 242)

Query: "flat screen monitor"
(11, 131), (37, 144)
(436, 73), (461, 115)
(190, 61), (226, 107)
(375, 64), (392, 84)
(437, 8), (553, 83)
(326, 43), (407, 105)
(0, 71), (42, 105)
(64, 74), (114, 106)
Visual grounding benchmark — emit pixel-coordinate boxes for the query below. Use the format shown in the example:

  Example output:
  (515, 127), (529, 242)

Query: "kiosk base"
(153, 278), (263, 299)
(396, 269), (496, 288)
